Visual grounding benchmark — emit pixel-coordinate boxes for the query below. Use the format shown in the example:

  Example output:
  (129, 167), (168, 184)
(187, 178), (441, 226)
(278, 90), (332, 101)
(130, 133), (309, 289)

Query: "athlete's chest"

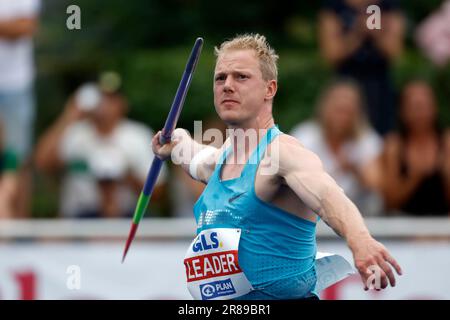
(220, 163), (246, 181)
(219, 161), (280, 202)
(219, 161), (312, 221)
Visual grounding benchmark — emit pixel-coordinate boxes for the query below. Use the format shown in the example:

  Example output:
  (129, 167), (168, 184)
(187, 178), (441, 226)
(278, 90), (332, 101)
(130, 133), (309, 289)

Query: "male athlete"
(152, 34), (402, 300)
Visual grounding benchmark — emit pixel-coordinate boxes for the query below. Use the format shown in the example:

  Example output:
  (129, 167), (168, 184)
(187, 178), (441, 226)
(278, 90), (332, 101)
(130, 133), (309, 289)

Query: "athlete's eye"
(215, 74), (226, 82)
(237, 74), (248, 80)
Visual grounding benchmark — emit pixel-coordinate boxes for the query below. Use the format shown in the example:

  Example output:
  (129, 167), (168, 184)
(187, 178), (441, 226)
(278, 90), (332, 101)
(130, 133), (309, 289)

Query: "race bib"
(184, 228), (253, 300)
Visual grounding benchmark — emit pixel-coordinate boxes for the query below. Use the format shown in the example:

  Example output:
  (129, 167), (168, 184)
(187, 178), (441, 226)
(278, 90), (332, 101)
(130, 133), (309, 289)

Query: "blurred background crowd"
(0, 0), (449, 220)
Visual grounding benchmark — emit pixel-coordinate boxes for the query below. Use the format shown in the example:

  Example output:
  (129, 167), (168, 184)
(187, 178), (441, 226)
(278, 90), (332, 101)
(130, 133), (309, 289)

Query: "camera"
(75, 83), (101, 111)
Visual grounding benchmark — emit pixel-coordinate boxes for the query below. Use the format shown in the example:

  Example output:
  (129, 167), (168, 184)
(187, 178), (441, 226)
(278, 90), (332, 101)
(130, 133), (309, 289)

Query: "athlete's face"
(213, 50), (275, 127)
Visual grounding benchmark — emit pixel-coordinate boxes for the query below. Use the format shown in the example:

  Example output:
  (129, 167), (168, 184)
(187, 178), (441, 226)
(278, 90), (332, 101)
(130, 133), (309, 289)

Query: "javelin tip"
(122, 222), (139, 263)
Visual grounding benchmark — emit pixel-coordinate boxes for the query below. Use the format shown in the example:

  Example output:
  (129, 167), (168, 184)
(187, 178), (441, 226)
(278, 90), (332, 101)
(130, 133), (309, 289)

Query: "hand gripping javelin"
(122, 37), (204, 263)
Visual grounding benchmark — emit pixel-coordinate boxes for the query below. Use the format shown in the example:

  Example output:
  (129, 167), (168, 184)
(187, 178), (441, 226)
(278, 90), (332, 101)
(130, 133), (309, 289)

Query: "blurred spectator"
(35, 77), (167, 218)
(0, 0), (41, 218)
(0, 0), (40, 159)
(291, 79), (383, 216)
(0, 118), (19, 219)
(171, 165), (204, 217)
(318, 0), (405, 136)
(381, 80), (450, 216)
(415, 0), (450, 67)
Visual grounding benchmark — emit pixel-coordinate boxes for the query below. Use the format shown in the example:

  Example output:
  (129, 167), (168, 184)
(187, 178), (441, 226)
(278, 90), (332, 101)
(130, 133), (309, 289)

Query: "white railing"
(0, 217), (449, 240)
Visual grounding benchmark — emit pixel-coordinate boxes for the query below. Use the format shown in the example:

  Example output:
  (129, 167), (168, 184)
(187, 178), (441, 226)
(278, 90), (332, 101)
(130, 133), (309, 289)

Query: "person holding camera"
(35, 80), (167, 218)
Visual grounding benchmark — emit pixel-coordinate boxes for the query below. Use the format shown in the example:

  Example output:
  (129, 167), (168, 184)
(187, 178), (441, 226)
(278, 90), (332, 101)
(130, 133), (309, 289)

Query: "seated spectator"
(35, 76), (167, 218)
(0, 118), (19, 219)
(381, 80), (450, 216)
(318, 0), (405, 135)
(291, 79), (383, 216)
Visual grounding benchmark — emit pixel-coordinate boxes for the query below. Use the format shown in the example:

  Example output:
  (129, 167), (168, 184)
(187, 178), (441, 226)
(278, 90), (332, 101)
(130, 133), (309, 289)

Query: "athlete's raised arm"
(152, 128), (222, 183)
(276, 134), (403, 290)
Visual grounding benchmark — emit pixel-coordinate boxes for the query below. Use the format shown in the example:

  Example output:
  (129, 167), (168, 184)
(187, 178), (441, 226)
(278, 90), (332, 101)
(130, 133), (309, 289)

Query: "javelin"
(122, 37), (204, 263)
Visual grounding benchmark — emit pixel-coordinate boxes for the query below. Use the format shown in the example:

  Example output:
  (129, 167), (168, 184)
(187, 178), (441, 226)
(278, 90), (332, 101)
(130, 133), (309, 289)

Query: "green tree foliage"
(32, 0), (450, 217)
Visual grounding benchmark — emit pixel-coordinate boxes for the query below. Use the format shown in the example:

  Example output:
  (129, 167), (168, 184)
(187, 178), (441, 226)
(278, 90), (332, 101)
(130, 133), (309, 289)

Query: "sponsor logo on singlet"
(184, 250), (241, 282)
(192, 232), (220, 252)
(200, 279), (236, 300)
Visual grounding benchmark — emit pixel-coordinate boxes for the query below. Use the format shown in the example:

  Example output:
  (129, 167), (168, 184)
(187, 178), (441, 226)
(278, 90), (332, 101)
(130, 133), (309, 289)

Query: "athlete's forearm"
(317, 185), (372, 249)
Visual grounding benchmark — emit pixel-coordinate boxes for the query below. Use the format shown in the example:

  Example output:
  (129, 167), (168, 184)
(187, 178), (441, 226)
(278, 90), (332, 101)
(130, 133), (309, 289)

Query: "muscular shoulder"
(270, 134), (343, 212)
(275, 134), (325, 178)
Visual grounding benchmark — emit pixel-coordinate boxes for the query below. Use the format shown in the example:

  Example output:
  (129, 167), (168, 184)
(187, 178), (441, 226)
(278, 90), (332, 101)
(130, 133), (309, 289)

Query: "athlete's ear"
(265, 80), (277, 101)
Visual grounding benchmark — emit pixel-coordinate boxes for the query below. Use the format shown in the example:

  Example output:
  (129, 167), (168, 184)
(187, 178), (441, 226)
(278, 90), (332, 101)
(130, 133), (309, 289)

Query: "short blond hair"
(214, 33), (279, 81)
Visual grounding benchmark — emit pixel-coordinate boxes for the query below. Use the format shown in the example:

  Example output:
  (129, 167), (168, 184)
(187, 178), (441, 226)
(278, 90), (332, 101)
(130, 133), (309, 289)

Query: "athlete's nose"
(223, 75), (235, 93)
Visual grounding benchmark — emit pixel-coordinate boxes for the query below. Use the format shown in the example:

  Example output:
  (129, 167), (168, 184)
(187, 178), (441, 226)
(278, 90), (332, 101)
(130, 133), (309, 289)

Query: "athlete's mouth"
(222, 99), (240, 104)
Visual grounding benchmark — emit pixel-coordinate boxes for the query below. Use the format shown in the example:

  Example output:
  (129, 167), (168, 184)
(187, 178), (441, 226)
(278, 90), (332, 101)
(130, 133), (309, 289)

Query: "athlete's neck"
(227, 115), (275, 165)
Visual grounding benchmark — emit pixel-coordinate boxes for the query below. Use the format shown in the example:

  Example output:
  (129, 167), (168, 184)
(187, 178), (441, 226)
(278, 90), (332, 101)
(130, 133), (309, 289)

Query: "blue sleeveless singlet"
(193, 125), (318, 299)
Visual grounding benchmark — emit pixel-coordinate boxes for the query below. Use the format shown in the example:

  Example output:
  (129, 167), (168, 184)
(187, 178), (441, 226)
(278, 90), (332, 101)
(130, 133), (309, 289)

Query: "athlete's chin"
(220, 115), (243, 127)
(217, 110), (241, 124)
